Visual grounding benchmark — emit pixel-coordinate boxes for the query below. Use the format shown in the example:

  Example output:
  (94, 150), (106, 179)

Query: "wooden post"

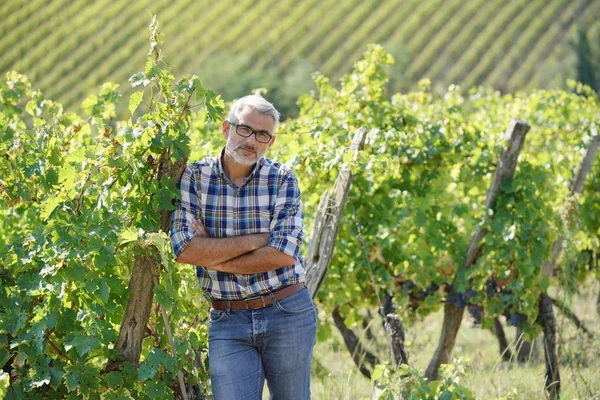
(116, 154), (187, 363)
(538, 294), (560, 400)
(385, 313), (408, 368)
(305, 128), (368, 297)
(115, 253), (158, 363)
(493, 317), (512, 362)
(425, 118), (530, 380)
(537, 132), (600, 400)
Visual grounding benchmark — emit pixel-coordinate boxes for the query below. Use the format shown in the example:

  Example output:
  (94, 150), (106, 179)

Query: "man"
(170, 94), (316, 400)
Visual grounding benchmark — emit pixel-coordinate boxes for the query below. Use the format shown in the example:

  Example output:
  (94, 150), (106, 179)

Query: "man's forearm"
(176, 233), (269, 267)
(210, 246), (296, 274)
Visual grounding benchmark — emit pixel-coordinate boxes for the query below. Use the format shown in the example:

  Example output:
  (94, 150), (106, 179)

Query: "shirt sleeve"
(268, 169), (303, 261)
(170, 164), (200, 259)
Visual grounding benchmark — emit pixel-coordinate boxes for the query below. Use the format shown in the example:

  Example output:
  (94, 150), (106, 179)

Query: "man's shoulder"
(185, 156), (218, 173)
(260, 157), (297, 179)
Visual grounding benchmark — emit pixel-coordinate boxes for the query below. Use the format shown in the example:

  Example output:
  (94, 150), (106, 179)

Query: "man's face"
(222, 108), (276, 166)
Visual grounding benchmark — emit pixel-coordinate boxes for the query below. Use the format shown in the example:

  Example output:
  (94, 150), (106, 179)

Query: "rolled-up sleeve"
(170, 164), (199, 259)
(268, 170), (303, 261)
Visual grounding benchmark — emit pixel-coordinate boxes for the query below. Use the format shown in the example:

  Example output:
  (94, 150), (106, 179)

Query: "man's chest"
(197, 174), (279, 236)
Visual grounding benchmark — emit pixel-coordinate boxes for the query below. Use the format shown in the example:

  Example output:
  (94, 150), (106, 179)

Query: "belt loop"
(226, 300), (231, 313)
(268, 291), (276, 307)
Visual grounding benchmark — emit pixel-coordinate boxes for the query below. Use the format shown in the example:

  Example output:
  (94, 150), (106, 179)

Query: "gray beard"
(226, 140), (264, 166)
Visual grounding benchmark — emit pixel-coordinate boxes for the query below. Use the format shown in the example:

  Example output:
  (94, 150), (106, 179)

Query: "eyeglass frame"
(228, 121), (274, 144)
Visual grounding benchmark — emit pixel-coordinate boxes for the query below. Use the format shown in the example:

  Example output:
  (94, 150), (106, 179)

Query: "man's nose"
(245, 134), (257, 145)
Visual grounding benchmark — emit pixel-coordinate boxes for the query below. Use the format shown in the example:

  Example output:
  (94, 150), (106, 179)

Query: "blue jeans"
(207, 286), (317, 400)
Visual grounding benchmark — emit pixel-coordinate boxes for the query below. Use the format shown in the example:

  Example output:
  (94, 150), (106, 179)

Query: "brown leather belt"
(210, 283), (305, 311)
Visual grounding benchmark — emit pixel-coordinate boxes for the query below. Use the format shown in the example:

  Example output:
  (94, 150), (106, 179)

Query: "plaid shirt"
(170, 148), (305, 300)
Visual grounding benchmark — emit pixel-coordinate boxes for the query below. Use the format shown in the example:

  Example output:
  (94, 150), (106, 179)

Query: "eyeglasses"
(228, 121), (273, 144)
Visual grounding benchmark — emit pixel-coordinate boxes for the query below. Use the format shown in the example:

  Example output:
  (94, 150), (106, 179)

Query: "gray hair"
(227, 95), (280, 133)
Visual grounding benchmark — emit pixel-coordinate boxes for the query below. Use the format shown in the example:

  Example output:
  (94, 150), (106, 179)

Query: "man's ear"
(221, 120), (230, 139)
(268, 134), (277, 149)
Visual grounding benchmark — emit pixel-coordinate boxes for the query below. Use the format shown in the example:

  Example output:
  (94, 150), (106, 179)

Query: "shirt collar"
(216, 147), (266, 186)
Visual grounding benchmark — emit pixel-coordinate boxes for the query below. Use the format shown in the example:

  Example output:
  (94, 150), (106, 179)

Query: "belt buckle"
(244, 294), (267, 310)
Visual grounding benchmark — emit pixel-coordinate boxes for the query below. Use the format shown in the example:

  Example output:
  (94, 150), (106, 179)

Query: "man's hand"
(192, 218), (208, 237)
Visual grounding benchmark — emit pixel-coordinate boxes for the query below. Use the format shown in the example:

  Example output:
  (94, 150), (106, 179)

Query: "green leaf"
(49, 359), (65, 388)
(93, 247), (117, 268)
(438, 390), (453, 400)
(0, 372), (9, 398)
(118, 228), (139, 245)
(138, 363), (156, 381)
(81, 95), (98, 116)
(85, 278), (99, 294)
(105, 371), (123, 388)
(158, 176), (179, 211)
(371, 364), (385, 382)
(129, 91), (143, 115)
(194, 77), (206, 101)
(129, 72), (150, 87)
(397, 363), (410, 376)
(204, 90), (224, 122)
(137, 348), (169, 382)
(64, 368), (80, 391)
(414, 211), (427, 227)
(64, 332), (99, 357)
(99, 280), (109, 303)
(58, 163), (77, 187)
(0, 347), (9, 370)
(45, 169), (59, 187)
(41, 196), (62, 220)
(150, 232), (171, 267)
(158, 188), (176, 211)
(99, 82), (120, 97)
(146, 347), (167, 366)
(65, 146), (87, 163)
(79, 364), (100, 394)
(500, 178), (514, 194)
(342, 149), (353, 164)
(153, 284), (174, 309)
(64, 264), (86, 282)
(146, 380), (167, 399)
(427, 380), (441, 394)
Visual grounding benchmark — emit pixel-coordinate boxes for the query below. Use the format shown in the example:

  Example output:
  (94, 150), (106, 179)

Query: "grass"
(306, 279), (600, 399)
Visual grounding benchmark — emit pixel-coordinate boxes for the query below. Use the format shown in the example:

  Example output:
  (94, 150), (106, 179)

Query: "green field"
(1, 0), (600, 116)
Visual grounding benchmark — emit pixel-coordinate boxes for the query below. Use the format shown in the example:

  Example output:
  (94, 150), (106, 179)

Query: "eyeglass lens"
(236, 125), (271, 143)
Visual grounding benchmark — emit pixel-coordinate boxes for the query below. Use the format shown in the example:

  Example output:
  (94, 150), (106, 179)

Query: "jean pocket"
(208, 308), (227, 324)
(275, 288), (315, 314)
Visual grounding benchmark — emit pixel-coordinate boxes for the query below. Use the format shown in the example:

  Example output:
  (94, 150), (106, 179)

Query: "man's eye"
(257, 132), (270, 140)
(238, 127), (252, 134)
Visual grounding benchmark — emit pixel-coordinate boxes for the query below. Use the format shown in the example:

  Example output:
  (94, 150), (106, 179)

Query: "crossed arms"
(175, 219), (296, 274)
(170, 164), (302, 275)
